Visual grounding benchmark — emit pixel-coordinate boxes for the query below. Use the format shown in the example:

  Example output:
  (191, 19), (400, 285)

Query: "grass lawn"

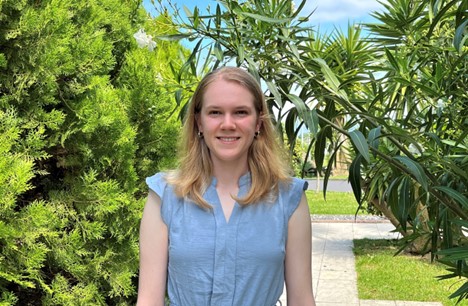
(311, 191), (463, 305)
(354, 239), (462, 306)
(306, 190), (368, 215)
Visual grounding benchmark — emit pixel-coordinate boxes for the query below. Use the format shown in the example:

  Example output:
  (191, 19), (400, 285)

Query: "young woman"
(137, 67), (315, 306)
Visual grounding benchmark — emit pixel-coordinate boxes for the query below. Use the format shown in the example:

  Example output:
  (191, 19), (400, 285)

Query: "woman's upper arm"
(137, 190), (168, 306)
(285, 193), (316, 306)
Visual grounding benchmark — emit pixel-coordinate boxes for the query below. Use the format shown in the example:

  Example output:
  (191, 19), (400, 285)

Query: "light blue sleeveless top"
(146, 172), (308, 306)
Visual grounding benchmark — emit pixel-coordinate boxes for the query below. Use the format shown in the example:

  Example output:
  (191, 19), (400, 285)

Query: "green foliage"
(151, 0), (467, 301)
(0, 0), (184, 303)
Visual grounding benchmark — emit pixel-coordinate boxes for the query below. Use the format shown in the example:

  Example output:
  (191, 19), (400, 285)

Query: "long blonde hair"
(166, 67), (291, 209)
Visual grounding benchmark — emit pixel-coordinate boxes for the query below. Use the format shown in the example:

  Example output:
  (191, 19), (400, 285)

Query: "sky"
(144, 0), (387, 33)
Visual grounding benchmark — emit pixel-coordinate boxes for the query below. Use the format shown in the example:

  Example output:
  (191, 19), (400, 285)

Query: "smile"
(217, 137), (240, 142)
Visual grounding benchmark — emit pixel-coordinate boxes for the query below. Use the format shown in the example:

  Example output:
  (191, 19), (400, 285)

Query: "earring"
(254, 131), (260, 138)
(197, 131), (204, 138)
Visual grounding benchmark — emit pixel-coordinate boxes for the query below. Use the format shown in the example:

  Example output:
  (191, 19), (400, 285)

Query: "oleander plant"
(148, 0), (467, 303)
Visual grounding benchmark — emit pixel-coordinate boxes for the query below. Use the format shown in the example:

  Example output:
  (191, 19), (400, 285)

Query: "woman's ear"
(195, 114), (203, 133)
(256, 113), (263, 132)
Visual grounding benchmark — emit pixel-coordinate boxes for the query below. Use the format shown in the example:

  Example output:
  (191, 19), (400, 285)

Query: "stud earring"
(197, 131), (204, 138)
(254, 131), (260, 138)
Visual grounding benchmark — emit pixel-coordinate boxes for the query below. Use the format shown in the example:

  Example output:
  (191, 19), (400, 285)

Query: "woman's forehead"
(201, 79), (255, 108)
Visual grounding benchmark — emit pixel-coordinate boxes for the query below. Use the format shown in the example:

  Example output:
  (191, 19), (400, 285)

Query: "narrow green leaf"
(291, 0), (308, 19)
(155, 33), (191, 41)
(286, 94), (316, 134)
(398, 177), (411, 232)
(452, 219), (468, 228)
(443, 210), (454, 249)
(312, 58), (339, 89)
(238, 11), (292, 24)
(309, 109), (319, 136)
(431, 221), (440, 258)
(384, 48), (399, 71)
(183, 5), (192, 18)
(428, 0), (435, 21)
(237, 44), (245, 66)
(245, 58), (260, 82)
(266, 80), (283, 108)
(174, 89), (183, 107)
(454, 19), (468, 52)
(348, 154), (362, 204)
(368, 126), (381, 155)
(323, 143), (341, 198)
(314, 128), (327, 173)
(437, 246), (468, 261)
(386, 177), (401, 219)
(216, 4), (221, 28)
(289, 43), (300, 59)
(186, 38), (203, 64)
(284, 109), (298, 144)
(393, 156), (428, 191)
(433, 186), (468, 209)
(200, 44), (213, 73)
(193, 6), (199, 28)
(450, 280), (468, 301)
(349, 130), (370, 163)
(214, 42), (224, 61)
(442, 138), (468, 150)
(312, 58), (349, 101)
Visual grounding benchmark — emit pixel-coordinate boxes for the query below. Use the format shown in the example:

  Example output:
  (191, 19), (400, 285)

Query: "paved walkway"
(306, 179), (352, 192)
(279, 221), (443, 306)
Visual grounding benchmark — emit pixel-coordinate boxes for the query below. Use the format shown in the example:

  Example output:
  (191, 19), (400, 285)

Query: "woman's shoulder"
(145, 171), (182, 226)
(145, 171), (176, 198)
(277, 176), (308, 218)
(146, 172), (167, 191)
(279, 176), (309, 192)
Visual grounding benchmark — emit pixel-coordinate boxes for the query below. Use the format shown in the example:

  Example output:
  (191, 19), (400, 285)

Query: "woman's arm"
(285, 193), (316, 306)
(136, 190), (168, 306)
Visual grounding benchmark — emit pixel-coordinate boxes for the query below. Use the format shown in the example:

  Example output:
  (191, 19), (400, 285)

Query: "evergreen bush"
(0, 0), (183, 304)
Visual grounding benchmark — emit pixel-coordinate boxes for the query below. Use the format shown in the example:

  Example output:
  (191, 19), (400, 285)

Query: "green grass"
(353, 239), (462, 306)
(311, 191), (464, 305)
(306, 190), (367, 215)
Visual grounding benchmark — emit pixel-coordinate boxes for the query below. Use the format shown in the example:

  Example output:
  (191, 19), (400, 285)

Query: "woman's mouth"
(217, 137), (240, 142)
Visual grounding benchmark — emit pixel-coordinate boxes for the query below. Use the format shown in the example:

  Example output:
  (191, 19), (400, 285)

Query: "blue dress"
(146, 172), (308, 306)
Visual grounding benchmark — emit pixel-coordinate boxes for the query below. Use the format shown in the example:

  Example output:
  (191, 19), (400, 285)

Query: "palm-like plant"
(359, 0), (468, 301)
(149, 0), (467, 301)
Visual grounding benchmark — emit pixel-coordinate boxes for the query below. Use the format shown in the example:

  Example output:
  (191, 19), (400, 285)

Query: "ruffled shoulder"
(284, 177), (308, 219)
(145, 172), (173, 225)
(145, 172), (167, 198)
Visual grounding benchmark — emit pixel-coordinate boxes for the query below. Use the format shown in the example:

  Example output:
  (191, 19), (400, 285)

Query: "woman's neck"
(212, 162), (249, 188)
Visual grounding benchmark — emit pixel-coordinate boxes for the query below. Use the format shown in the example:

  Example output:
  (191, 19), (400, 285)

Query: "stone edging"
(311, 214), (390, 223)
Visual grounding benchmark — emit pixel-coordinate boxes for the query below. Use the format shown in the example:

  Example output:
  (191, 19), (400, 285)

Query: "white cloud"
(298, 0), (386, 24)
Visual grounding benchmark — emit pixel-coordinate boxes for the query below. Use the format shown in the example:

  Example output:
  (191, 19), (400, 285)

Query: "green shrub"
(0, 0), (183, 304)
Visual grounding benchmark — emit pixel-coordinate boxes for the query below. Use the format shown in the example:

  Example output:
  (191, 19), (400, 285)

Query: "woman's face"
(197, 78), (261, 169)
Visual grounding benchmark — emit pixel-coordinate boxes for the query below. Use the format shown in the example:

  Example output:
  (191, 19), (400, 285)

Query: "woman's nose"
(221, 114), (236, 129)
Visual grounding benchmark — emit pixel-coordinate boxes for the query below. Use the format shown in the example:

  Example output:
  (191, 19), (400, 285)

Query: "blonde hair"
(166, 67), (291, 209)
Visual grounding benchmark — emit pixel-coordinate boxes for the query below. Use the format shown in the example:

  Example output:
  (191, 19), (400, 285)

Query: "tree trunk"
(369, 197), (432, 255)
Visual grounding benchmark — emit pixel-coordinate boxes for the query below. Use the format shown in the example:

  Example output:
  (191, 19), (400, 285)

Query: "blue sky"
(143, 0), (386, 33)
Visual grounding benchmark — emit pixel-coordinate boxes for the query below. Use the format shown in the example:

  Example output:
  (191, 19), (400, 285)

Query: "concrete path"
(305, 179), (352, 193)
(278, 221), (443, 306)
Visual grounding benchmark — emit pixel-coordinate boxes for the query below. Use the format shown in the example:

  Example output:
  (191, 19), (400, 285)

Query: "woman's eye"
(236, 110), (248, 115)
(209, 111), (221, 115)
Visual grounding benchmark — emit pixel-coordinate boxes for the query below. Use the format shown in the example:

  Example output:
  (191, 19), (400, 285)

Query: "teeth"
(219, 137), (238, 141)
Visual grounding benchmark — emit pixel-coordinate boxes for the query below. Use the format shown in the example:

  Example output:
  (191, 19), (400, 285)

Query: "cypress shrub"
(0, 0), (183, 304)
